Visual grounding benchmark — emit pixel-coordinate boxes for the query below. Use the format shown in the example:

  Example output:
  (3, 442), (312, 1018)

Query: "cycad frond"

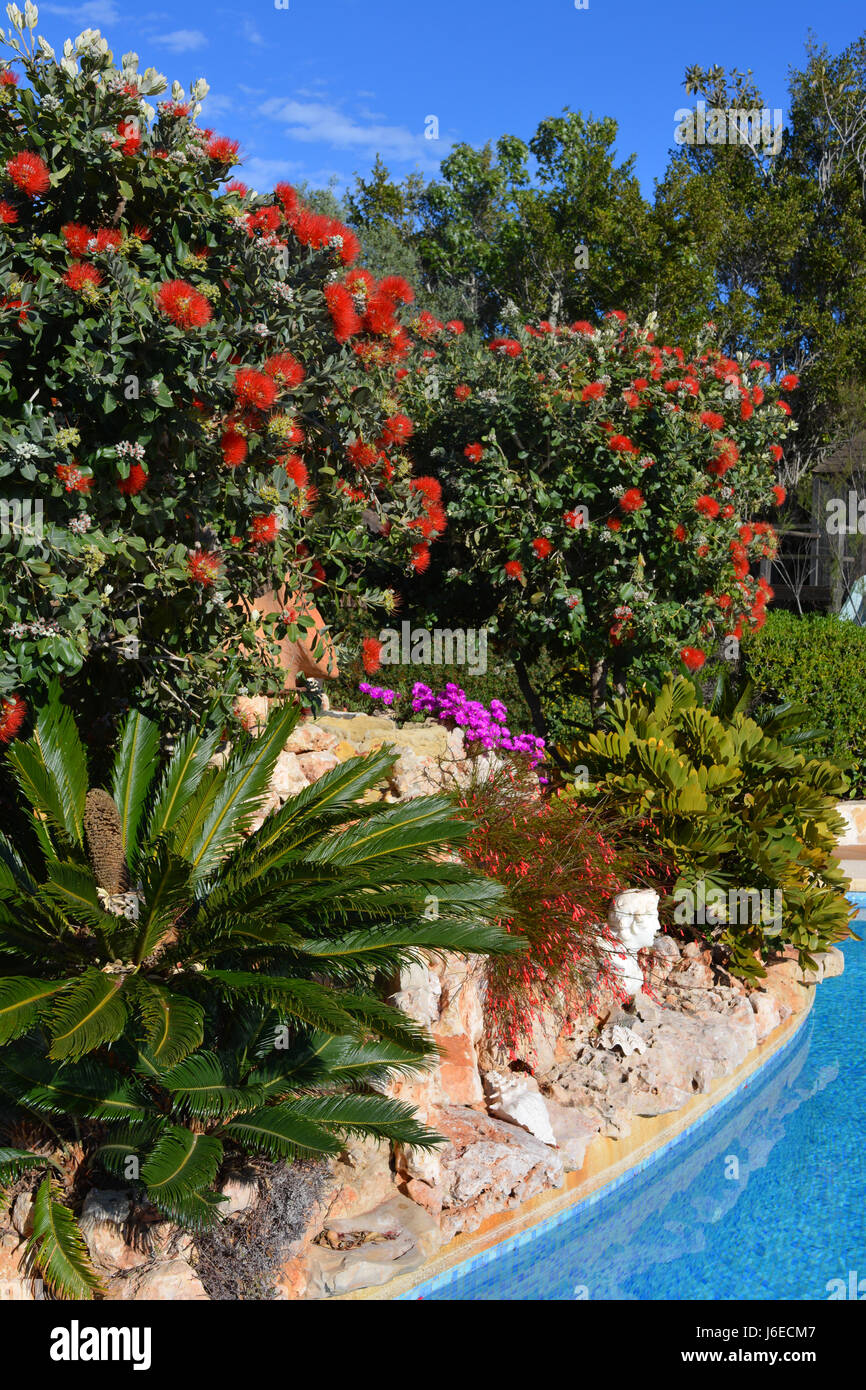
(131, 840), (193, 964)
(140, 1126), (223, 1203)
(0, 1051), (149, 1121)
(159, 1051), (264, 1119)
(303, 795), (471, 869)
(142, 723), (222, 847)
(133, 981), (204, 1069)
(27, 1176), (104, 1300)
(0, 977), (68, 1044)
(175, 702), (299, 881)
(111, 710), (161, 864)
(201, 971), (360, 1035)
(249, 1033), (434, 1095)
(47, 970), (128, 1061)
(223, 1104), (344, 1159)
(276, 1092), (444, 1148)
(7, 691), (88, 850)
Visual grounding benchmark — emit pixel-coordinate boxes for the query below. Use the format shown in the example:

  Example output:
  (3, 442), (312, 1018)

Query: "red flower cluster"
(118, 464), (148, 496)
(155, 279), (212, 329)
(6, 151), (50, 197)
(187, 549), (221, 585)
(0, 695), (27, 744)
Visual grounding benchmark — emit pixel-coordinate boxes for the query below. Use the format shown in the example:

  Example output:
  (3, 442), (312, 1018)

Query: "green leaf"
(141, 1126), (223, 1201)
(135, 981), (204, 1068)
(111, 709), (160, 864)
(27, 1177), (103, 1301)
(48, 970), (128, 1060)
(0, 977), (67, 1044)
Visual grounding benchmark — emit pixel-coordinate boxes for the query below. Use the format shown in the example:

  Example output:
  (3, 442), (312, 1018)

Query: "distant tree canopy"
(337, 33), (866, 484)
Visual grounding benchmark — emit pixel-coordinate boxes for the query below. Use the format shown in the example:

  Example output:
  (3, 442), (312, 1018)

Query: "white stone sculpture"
(483, 1071), (557, 1147)
(603, 888), (661, 1000)
(598, 1023), (647, 1057)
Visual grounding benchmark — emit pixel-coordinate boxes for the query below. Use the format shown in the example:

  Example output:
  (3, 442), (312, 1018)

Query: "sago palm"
(0, 692), (515, 1297)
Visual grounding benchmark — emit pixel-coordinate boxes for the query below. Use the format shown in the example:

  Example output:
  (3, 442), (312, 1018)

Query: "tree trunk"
(589, 657), (608, 718)
(512, 655), (566, 770)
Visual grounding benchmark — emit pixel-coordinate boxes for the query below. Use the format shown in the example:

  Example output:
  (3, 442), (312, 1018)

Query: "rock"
(483, 1071), (557, 1145)
(284, 722), (339, 755)
(334, 739), (360, 762)
(219, 1174), (260, 1218)
(80, 1190), (147, 1274)
(435, 1104), (564, 1241)
(388, 960), (441, 1028)
(430, 955), (486, 1105)
(304, 1195), (440, 1298)
(0, 1229), (38, 1300)
(749, 989), (788, 1041)
(815, 947), (845, 980)
(323, 1137), (397, 1223)
(544, 1100), (600, 1172)
(598, 1023), (647, 1057)
(126, 1258), (209, 1301)
(297, 750), (340, 781)
(10, 1192), (33, 1238)
(760, 959), (810, 1015)
(270, 749), (308, 801)
(388, 748), (441, 798)
(233, 695), (271, 734)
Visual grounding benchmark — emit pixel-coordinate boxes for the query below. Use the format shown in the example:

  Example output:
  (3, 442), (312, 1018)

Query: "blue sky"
(32, 0), (865, 199)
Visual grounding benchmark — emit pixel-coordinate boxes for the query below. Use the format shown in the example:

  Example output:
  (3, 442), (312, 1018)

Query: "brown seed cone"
(83, 788), (127, 895)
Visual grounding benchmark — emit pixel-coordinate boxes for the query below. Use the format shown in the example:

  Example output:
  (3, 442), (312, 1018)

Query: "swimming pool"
(411, 896), (866, 1300)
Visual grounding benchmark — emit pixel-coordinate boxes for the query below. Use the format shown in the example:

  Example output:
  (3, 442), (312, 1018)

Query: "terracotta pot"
(235, 580), (339, 689)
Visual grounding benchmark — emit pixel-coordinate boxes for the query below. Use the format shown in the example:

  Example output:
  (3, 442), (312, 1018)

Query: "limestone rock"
(284, 722), (339, 755)
(760, 958), (810, 1015)
(297, 749), (340, 782)
(544, 1100), (600, 1172)
(749, 988), (788, 1042)
(435, 1104), (564, 1241)
(483, 1070), (557, 1145)
(270, 749), (308, 801)
(219, 1174), (260, 1218)
(80, 1189), (146, 1273)
(304, 1195), (440, 1298)
(128, 1258), (209, 1301)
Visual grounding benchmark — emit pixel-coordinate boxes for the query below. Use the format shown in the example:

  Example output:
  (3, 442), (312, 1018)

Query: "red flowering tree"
(0, 19), (443, 735)
(401, 310), (794, 714)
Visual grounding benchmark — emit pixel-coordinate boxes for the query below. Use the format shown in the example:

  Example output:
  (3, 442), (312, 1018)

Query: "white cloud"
(42, 1), (122, 22)
(153, 29), (208, 54)
(260, 98), (442, 164)
(242, 19), (264, 46)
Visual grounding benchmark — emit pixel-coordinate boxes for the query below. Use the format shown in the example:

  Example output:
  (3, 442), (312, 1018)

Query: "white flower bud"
(191, 77), (209, 100)
(37, 35), (54, 58)
(23, 1), (37, 29)
(171, 79), (184, 101)
(6, 5), (23, 32)
(121, 50), (139, 71)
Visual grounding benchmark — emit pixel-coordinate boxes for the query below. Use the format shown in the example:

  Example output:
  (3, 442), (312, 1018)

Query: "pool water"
(414, 897), (866, 1300)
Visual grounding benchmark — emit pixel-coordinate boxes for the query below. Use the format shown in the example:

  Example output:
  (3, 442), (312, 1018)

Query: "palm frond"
(0, 976), (69, 1044)
(158, 1051), (261, 1120)
(143, 724), (222, 846)
(7, 690), (88, 849)
(174, 702), (299, 882)
(111, 710), (161, 865)
(47, 971), (129, 1061)
(223, 1104), (344, 1159)
(133, 981), (204, 1069)
(140, 1126), (223, 1203)
(27, 1176), (104, 1300)
(0, 1051), (149, 1120)
(303, 795), (472, 869)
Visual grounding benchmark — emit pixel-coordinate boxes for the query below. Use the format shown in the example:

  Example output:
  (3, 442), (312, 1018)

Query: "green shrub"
(566, 674), (853, 979)
(744, 610), (866, 797)
(0, 691), (514, 1297)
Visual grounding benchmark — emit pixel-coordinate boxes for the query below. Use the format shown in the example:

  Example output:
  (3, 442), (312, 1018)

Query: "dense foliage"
(0, 692), (514, 1296)
(400, 308), (793, 710)
(568, 675), (853, 979)
(0, 18), (444, 733)
(744, 610), (866, 797)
